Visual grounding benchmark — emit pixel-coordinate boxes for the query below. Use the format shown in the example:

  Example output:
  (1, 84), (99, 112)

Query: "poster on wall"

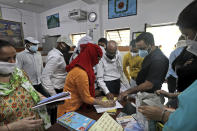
(108, 0), (137, 19)
(0, 19), (24, 48)
(47, 13), (60, 29)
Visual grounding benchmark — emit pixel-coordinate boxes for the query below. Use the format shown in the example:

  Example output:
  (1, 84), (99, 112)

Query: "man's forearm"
(126, 81), (153, 94)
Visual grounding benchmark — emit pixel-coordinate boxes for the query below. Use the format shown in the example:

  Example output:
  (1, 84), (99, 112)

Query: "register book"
(32, 92), (71, 109)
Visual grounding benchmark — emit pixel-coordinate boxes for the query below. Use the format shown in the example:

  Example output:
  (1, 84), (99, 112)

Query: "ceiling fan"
(18, 0), (44, 7)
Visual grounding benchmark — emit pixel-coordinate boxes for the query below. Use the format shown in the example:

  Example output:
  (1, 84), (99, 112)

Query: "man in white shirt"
(17, 37), (50, 97)
(41, 36), (73, 96)
(97, 40), (130, 100)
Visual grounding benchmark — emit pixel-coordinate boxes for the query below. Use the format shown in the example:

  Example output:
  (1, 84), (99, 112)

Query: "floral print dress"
(0, 68), (51, 130)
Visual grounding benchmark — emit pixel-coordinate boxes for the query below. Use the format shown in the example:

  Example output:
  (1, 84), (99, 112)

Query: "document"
(32, 92), (71, 109)
(89, 112), (123, 131)
(94, 98), (123, 113)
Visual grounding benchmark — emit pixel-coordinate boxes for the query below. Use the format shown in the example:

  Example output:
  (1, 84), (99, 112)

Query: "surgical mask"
(176, 40), (187, 48)
(186, 33), (197, 56)
(99, 46), (105, 53)
(29, 45), (38, 52)
(0, 61), (16, 75)
(139, 49), (148, 58)
(131, 52), (138, 57)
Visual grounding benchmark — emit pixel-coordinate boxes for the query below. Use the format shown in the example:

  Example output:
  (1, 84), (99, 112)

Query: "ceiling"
(0, 0), (76, 13)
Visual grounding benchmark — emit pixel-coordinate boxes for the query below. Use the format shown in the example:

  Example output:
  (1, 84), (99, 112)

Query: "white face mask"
(176, 40), (187, 48)
(0, 61), (16, 75)
(99, 45), (105, 53)
(131, 52), (138, 57)
(186, 33), (197, 56)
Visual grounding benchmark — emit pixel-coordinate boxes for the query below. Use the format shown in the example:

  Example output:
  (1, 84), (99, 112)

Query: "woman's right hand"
(156, 90), (172, 98)
(9, 116), (43, 131)
(102, 100), (116, 108)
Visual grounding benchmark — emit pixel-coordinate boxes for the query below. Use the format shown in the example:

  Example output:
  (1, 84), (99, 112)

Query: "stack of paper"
(32, 92), (71, 109)
(116, 115), (133, 124)
(89, 112), (123, 131)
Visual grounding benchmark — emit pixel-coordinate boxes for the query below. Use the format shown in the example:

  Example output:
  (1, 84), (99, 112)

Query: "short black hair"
(177, 1), (197, 31)
(0, 40), (14, 51)
(136, 32), (155, 46)
(130, 39), (136, 47)
(98, 38), (108, 46)
(25, 40), (30, 44)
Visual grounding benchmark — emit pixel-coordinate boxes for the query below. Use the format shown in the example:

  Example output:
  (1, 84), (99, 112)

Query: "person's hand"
(40, 95), (46, 100)
(118, 91), (128, 101)
(102, 100), (116, 108)
(9, 116), (43, 131)
(156, 90), (171, 98)
(106, 93), (114, 100)
(138, 106), (163, 121)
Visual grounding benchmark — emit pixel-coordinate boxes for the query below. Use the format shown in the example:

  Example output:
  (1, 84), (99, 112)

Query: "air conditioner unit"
(81, 0), (97, 4)
(68, 9), (87, 21)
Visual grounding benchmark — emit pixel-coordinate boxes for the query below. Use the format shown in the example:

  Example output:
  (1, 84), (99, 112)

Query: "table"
(47, 105), (122, 131)
(47, 98), (135, 131)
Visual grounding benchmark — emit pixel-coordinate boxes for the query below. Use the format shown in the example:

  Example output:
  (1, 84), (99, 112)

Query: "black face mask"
(60, 44), (70, 54)
(106, 54), (115, 59)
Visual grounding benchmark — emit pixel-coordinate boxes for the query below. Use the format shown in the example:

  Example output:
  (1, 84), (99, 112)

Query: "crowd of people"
(0, 0), (197, 131)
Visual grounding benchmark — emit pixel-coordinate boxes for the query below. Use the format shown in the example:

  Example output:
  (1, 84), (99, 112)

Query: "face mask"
(131, 52), (138, 57)
(106, 54), (115, 59)
(0, 61), (16, 75)
(176, 40), (187, 48)
(99, 46), (105, 53)
(139, 49), (148, 58)
(186, 33), (197, 56)
(29, 45), (38, 52)
(61, 43), (70, 53)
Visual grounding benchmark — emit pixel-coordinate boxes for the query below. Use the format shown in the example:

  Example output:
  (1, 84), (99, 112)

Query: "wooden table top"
(47, 98), (135, 131)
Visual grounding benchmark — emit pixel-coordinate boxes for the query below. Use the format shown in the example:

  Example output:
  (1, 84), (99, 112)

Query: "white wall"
(40, 0), (194, 43)
(1, 4), (41, 43)
(101, 0), (194, 38)
(40, 0), (101, 42)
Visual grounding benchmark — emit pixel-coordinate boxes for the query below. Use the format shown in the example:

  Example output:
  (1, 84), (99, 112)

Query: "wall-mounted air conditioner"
(81, 0), (97, 4)
(68, 9), (87, 21)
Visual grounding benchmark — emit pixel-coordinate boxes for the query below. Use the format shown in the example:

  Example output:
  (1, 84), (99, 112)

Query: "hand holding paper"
(94, 97), (123, 113)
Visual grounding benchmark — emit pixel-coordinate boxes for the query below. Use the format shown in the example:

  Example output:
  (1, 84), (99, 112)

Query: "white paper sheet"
(94, 101), (123, 113)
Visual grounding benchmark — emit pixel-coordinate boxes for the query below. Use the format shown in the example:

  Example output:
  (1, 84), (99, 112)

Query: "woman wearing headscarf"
(57, 44), (115, 117)
(138, 1), (197, 130)
(0, 40), (51, 131)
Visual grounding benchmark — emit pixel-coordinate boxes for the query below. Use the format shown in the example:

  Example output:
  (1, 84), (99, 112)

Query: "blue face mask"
(29, 45), (38, 52)
(139, 49), (148, 58)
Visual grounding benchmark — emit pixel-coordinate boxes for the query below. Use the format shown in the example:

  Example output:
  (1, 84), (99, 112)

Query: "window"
(105, 28), (130, 46)
(71, 33), (86, 46)
(146, 23), (181, 57)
